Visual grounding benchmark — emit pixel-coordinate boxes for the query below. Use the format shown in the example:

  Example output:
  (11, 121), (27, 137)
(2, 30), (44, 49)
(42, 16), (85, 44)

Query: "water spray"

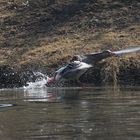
(24, 72), (49, 89)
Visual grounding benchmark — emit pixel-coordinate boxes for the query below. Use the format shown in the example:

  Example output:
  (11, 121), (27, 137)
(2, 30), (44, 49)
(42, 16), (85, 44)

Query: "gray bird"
(47, 50), (115, 85)
(47, 47), (140, 85)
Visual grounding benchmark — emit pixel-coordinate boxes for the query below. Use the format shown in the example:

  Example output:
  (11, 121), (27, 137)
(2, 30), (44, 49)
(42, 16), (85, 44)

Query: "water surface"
(0, 86), (140, 140)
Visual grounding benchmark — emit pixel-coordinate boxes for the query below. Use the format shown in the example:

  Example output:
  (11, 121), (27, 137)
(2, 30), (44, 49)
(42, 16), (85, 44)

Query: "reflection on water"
(0, 86), (140, 140)
(24, 87), (81, 102)
(0, 104), (14, 108)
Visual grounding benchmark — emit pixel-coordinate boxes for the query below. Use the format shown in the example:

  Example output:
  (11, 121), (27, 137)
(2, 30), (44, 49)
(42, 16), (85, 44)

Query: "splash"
(114, 47), (140, 56)
(24, 72), (49, 89)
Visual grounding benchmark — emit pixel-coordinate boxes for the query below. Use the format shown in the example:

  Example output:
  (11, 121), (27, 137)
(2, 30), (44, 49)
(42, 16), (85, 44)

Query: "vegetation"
(0, 0), (140, 87)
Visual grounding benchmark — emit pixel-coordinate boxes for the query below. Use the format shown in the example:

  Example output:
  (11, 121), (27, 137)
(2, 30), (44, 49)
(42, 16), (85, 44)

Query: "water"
(0, 86), (140, 140)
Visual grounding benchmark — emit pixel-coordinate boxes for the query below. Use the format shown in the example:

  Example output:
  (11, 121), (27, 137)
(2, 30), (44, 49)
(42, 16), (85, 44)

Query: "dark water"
(0, 86), (140, 140)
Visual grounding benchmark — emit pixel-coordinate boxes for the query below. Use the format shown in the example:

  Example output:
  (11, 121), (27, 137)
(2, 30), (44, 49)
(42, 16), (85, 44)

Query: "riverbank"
(0, 0), (140, 87)
(0, 54), (139, 88)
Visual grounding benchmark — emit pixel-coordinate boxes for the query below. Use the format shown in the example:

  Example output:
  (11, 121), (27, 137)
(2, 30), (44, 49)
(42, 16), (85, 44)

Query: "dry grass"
(0, 0), (140, 85)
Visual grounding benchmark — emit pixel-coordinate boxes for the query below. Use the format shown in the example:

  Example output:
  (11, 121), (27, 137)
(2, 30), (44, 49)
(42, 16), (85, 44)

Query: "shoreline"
(0, 55), (139, 88)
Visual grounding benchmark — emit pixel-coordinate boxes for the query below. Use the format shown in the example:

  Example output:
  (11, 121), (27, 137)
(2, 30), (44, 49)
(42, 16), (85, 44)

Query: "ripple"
(0, 104), (15, 108)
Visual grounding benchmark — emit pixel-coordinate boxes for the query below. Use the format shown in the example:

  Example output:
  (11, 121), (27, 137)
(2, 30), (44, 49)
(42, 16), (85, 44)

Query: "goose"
(47, 50), (116, 85)
(47, 47), (140, 85)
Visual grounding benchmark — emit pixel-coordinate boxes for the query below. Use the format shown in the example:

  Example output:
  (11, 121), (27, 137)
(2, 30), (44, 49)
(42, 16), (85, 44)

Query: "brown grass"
(0, 0), (140, 85)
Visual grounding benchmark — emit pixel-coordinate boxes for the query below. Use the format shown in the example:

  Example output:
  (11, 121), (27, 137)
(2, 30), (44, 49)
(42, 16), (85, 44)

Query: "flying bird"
(47, 47), (140, 85)
(47, 50), (115, 85)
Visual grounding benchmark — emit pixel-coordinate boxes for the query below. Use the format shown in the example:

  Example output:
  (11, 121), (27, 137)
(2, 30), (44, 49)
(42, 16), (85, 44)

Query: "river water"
(0, 86), (140, 140)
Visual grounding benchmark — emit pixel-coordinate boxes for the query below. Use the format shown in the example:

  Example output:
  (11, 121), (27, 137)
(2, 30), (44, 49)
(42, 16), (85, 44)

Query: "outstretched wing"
(72, 50), (114, 65)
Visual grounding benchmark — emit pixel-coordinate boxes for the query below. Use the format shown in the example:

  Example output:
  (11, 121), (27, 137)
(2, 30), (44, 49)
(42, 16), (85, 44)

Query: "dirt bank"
(0, 0), (140, 87)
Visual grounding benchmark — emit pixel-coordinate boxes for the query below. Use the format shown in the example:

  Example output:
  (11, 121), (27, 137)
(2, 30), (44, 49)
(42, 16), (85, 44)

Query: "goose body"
(54, 61), (92, 82)
(47, 61), (92, 85)
(47, 48), (140, 85)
